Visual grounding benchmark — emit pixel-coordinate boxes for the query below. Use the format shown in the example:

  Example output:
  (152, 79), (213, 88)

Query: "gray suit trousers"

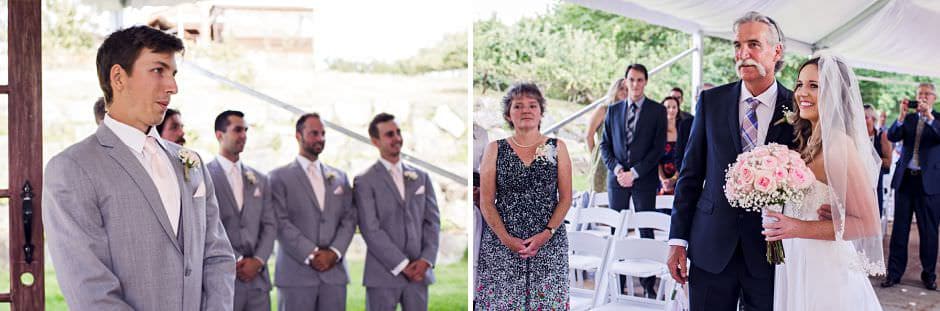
(235, 281), (271, 311)
(366, 283), (428, 311)
(277, 285), (346, 311)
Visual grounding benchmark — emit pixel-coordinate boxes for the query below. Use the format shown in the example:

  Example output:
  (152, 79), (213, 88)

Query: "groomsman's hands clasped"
(616, 168), (634, 188)
(308, 250), (338, 272)
(236, 257), (264, 282)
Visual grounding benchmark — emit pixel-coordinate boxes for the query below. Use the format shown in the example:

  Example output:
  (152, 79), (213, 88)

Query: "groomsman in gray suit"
(208, 110), (277, 310)
(42, 26), (235, 310)
(355, 113), (441, 311)
(271, 113), (357, 310)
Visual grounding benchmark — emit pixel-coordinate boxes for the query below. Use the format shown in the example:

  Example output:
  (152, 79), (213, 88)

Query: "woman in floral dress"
(476, 83), (573, 310)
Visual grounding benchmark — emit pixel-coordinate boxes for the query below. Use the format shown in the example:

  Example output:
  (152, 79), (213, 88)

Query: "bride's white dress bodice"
(773, 181), (882, 311)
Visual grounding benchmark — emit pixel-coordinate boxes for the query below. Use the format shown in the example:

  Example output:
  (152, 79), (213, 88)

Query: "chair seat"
(569, 254), (602, 271)
(569, 294), (595, 311)
(593, 302), (665, 311)
(607, 259), (667, 278)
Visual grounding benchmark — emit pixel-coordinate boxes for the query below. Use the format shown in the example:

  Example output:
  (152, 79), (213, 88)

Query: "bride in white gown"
(761, 54), (885, 310)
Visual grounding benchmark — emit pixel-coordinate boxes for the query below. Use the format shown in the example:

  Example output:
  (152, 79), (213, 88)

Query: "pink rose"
(773, 167), (787, 180)
(789, 153), (804, 166)
(761, 156), (779, 170)
(753, 148), (771, 158)
(754, 171), (776, 193)
(738, 166), (756, 185)
(789, 167), (811, 189)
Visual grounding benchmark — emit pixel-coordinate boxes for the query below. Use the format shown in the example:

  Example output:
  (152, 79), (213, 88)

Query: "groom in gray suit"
(42, 26), (235, 310)
(208, 110), (277, 310)
(355, 113), (441, 311)
(271, 113), (357, 310)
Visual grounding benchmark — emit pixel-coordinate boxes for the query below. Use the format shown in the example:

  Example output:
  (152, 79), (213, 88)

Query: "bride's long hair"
(797, 53), (885, 275)
(791, 57), (822, 162)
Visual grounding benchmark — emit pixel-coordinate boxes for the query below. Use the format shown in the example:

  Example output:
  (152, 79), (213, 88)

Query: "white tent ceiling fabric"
(568, 0), (940, 78)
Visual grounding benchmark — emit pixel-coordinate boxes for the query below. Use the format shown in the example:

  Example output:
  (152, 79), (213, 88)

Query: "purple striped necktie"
(741, 97), (760, 151)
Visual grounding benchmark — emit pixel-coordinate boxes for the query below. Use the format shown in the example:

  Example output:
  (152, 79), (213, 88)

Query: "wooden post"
(7, 0), (44, 309)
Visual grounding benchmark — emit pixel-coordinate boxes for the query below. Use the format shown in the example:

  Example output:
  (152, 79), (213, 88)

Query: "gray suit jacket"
(354, 161), (440, 288)
(42, 125), (236, 311)
(207, 160), (277, 291)
(270, 160), (356, 287)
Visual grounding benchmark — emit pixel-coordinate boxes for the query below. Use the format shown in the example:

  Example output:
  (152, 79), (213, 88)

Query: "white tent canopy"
(568, 0), (940, 78)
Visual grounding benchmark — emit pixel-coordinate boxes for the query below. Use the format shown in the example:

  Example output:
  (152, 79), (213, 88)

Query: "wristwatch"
(545, 225), (557, 235)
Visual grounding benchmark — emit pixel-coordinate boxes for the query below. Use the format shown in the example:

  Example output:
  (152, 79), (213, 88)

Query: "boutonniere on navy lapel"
(403, 170), (418, 181)
(774, 105), (797, 126)
(245, 170), (257, 185)
(177, 149), (201, 181)
(325, 171), (337, 183)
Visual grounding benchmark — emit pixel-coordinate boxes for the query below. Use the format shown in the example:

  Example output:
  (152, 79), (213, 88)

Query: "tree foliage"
(474, 3), (937, 119)
(328, 32), (467, 75)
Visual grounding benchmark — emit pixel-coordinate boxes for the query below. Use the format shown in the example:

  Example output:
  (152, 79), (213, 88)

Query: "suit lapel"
(728, 81), (744, 153)
(374, 161), (406, 206)
(208, 161), (240, 217)
(402, 164), (416, 206)
(97, 127), (182, 253)
(291, 161), (322, 212)
(240, 167), (255, 218)
(320, 165), (335, 213)
(162, 143), (192, 253)
(765, 83), (791, 144)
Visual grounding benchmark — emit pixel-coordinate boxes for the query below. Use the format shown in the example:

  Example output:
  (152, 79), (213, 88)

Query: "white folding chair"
(588, 191), (610, 208)
(656, 195), (675, 210)
(567, 231), (612, 311)
(624, 211), (671, 241)
(593, 237), (677, 311)
(576, 208), (628, 238)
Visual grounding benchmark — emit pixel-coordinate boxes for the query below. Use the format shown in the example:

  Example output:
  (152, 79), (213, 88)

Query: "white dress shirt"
(103, 114), (182, 235)
(295, 156), (343, 263)
(667, 81), (778, 249)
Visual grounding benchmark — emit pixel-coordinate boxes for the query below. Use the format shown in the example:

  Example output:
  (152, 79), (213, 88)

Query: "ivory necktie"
(390, 165), (405, 200)
(307, 164), (326, 210)
(143, 137), (181, 235)
(229, 165), (244, 211)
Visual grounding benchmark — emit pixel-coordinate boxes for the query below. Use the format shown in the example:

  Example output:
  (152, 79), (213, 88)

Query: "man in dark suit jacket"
(667, 12), (795, 310)
(600, 63), (666, 297)
(207, 110), (277, 311)
(883, 83), (940, 291)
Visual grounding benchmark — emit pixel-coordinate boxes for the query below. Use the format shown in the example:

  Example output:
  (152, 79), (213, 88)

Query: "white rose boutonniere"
(534, 143), (557, 165)
(245, 170), (257, 185)
(178, 149), (201, 181)
(403, 171), (418, 181)
(325, 171), (337, 183)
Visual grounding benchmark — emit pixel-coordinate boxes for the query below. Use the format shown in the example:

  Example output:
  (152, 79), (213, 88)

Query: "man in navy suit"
(667, 12), (795, 310)
(883, 82), (940, 291)
(600, 63), (666, 297)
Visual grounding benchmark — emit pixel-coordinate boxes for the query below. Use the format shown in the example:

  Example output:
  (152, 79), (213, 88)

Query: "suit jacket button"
(185, 268), (191, 276)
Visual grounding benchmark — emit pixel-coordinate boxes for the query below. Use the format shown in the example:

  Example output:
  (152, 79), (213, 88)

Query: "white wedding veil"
(816, 52), (885, 276)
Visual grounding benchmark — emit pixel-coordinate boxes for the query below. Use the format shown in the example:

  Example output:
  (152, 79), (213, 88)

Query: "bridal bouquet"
(723, 143), (815, 264)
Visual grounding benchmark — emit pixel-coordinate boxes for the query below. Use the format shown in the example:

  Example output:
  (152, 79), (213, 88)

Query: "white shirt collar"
(216, 155), (242, 174)
(627, 95), (646, 108)
(103, 114), (165, 155)
(296, 155), (321, 174)
(739, 80), (778, 107)
(378, 157), (403, 173)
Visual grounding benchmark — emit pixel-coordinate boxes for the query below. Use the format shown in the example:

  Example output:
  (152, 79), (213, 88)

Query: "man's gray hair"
(733, 11), (785, 73)
(918, 82), (936, 91)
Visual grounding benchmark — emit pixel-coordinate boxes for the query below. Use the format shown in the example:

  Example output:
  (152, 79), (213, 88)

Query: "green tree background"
(474, 3), (938, 120)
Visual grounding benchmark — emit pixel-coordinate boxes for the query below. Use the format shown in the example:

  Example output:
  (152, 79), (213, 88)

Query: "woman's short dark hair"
(501, 83), (546, 129)
(96, 26), (184, 105)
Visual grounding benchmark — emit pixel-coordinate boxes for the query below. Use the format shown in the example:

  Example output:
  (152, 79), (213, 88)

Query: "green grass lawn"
(1, 254), (468, 311)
